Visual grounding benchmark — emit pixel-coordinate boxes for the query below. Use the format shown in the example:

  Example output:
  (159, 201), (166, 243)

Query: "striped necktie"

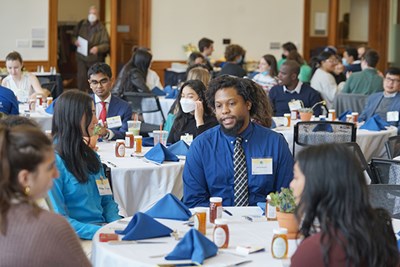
(234, 136), (249, 206)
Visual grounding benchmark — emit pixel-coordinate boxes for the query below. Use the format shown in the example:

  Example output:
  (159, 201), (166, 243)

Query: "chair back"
(385, 135), (400, 159)
(123, 92), (166, 136)
(368, 184), (400, 219)
(102, 163), (113, 191)
(293, 121), (356, 155)
(370, 158), (400, 184)
(333, 93), (368, 115)
(41, 82), (57, 98)
(342, 142), (377, 183)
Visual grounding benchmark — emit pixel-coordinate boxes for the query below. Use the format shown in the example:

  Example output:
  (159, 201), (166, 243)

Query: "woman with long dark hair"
(291, 143), (399, 267)
(0, 125), (90, 266)
(167, 79), (217, 144)
(113, 49), (152, 97)
(49, 90), (120, 240)
(252, 54), (278, 93)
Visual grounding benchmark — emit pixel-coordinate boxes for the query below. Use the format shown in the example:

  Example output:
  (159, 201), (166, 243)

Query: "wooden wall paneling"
(49, 0), (58, 70)
(327, 0), (339, 47)
(138, 0), (151, 48)
(368, 0), (390, 71)
(110, 0), (118, 78)
(151, 60), (185, 87)
(303, 0), (311, 61)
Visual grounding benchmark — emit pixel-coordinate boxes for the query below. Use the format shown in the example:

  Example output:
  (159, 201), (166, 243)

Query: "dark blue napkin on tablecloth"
(165, 228), (218, 264)
(168, 140), (189, 156)
(257, 202), (266, 216)
(152, 87), (166, 96)
(164, 85), (173, 94)
(360, 114), (389, 131)
(45, 99), (56, 114)
(338, 110), (352, 122)
(145, 193), (192, 221)
(142, 137), (154, 147)
(115, 212), (173, 240)
(144, 143), (179, 164)
(165, 89), (178, 99)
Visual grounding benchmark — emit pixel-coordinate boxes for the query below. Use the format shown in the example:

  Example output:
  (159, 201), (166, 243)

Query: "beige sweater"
(0, 203), (91, 267)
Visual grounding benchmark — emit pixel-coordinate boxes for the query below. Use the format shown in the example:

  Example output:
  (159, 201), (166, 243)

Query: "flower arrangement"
(183, 43), (198, 57)
(268, 188), (296, 213)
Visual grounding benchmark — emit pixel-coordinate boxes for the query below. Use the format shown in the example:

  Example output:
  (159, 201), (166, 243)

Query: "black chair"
(385, 135), (400, 159)
(343, 142), (378, 184)
(368, 184), (400, 219)
(370, 158), (400, 184)
(333, 93), (368, 116)
(41, 82), (57, 98)
(293, 121), (356, 155)
(102, 163), (113, 191)
(123, 92), (166, 136)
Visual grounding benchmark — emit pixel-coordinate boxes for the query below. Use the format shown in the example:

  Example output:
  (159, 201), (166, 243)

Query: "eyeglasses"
(325, 59), (338, 64)
(385, 77), (400, 84)
(90, 78), (109, 87)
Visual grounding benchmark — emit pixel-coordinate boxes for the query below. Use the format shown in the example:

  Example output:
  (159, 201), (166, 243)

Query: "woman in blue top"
(48, 90), (121, 240)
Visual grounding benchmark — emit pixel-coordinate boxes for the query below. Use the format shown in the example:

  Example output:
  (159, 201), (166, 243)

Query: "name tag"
(180, 134), (193, 145)
(288, 100), (303, 111)
(106, 116), (122, 128)
(387, 111), (399, 122)
(251, 158), (273, 175)
(96, 176), (113, 196)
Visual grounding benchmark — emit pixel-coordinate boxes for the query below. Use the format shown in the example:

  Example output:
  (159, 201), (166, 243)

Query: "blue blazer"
(359, 92), (400, 133)
(93, 95), (133, 140)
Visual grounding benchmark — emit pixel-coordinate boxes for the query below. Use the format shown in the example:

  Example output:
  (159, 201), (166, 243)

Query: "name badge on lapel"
(251, 158), (273, 175)
(387, 111), (399, 122)
(106, 116), (122, 128)
(96, 176), (113, 196)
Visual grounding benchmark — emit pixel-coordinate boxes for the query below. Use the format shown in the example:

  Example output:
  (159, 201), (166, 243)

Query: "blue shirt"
(0, 86), (19, 115)
(48, 154), (121, 240)
(183, 122), (294, 208)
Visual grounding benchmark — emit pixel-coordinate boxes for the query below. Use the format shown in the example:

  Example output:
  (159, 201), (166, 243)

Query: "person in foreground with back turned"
(290, 143), (399, 266)
(0, 125), (91, 266)
(49, 90), (121, 240)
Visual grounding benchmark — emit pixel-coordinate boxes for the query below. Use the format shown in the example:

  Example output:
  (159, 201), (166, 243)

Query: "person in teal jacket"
(48, 90), (121, 240)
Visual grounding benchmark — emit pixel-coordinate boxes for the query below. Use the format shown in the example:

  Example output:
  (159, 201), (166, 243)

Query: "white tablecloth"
(92, 207), (296, 267)
(19, 104), (52, 131)
(142, 97), (175, 125)
(97, 141), (185, 217)
(273, 120), (397, 161)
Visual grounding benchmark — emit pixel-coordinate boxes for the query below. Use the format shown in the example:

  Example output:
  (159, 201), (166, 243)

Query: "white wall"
(151, 0), (304, 62)
(0, 0), (48, 60)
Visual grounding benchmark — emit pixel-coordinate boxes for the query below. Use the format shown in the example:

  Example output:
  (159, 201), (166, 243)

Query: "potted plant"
(298, 100), (327, 122)
(269, 188), (298, 239)
(83, 124), (101, 151)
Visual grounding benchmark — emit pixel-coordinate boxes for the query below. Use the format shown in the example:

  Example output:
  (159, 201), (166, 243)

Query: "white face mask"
(88, 14), (97, 23)
(180, 98), (196, 113)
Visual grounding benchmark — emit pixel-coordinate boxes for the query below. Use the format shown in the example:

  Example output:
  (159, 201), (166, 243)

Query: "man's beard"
(219, 117), (245, 136)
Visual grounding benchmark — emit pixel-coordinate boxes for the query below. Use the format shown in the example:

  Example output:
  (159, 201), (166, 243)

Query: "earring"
(24, 186), (31, 196)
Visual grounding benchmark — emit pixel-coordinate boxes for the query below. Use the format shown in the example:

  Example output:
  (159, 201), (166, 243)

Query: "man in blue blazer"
(88, 63), (132, 140)
(359, 67), (400, 133)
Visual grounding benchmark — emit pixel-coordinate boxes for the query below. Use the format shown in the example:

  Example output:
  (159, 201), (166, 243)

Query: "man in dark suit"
(88, 63), (132, 140)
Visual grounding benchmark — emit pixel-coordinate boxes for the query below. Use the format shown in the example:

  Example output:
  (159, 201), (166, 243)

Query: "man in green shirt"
(342, 49), (383, 95)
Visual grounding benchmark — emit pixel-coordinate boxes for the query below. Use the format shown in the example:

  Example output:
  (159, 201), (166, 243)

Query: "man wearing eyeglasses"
(88, 63), (132, 140)
(342, 49), (384, 95)
(359, 67), (400, 134)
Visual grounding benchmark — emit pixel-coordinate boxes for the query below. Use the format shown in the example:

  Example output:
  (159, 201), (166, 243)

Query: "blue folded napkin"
(165, 228), (218, 264)
(397, 231), (400, 251)
(168, 140), (189, 156)
(145, 193), (192, 221)
(45, 100), (56, 114)
(142, 137), (154, 147)
(165, 89), (178, 99)
(144, 143), (179, 164)
(360, 114), (389, 131)
(164, 85), (173, 94)
(115, 212), (173, 240)
(152, 86), (166, 96)
(339, 110), (352, 122)
(312, 122), (333, 132)
(257, 202), (266, 215)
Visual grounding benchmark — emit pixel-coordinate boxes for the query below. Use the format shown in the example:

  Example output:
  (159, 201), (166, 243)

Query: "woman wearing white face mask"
(167, 80), (218, 144)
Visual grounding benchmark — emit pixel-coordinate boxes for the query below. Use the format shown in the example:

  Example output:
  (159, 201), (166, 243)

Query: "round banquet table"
(91, 207), (297, 267)
(96, 141), (185, 217)
(19, 103), (52, 131)
(273, 119), (397, 161)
